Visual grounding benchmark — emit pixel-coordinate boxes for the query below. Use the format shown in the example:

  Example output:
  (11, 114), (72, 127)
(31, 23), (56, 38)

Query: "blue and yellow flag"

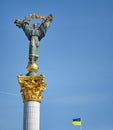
(72, 118), (81, 126)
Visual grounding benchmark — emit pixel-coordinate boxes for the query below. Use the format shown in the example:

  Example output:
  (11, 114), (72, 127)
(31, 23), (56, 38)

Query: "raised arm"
(38, 14), (53, 41)
(14, 19), (31, 41)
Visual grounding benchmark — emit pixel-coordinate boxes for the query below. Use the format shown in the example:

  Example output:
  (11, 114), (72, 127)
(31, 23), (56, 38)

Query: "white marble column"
(23, 101), (40, 130)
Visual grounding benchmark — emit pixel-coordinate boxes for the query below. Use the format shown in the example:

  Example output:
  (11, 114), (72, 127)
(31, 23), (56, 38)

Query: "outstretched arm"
(14, 19), (31, 41)
(38, 14), (53, 40)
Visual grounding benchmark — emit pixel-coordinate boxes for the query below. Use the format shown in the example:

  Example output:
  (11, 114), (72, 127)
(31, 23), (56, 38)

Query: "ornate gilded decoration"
(14, 14), (53, 28)
(23, 14), (46, 22)
(18, 75), (46, 102)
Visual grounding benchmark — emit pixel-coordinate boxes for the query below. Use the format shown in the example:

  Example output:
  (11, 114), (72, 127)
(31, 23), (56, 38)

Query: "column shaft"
(23, 101), (40, 130)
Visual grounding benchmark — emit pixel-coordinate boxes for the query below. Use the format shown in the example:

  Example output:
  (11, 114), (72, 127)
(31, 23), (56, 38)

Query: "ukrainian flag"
(72, 118), (81, 126)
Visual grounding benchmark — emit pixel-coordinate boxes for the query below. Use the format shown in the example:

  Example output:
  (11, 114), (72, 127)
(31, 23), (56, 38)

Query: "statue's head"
(33, 23), (38, 29)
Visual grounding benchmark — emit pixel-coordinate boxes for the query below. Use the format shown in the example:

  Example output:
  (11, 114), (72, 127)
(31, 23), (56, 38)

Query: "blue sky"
(0, 0), (113, 130)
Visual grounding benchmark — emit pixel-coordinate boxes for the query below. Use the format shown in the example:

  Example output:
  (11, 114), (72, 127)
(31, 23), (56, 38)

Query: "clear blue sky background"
(0, 0), (113, 130)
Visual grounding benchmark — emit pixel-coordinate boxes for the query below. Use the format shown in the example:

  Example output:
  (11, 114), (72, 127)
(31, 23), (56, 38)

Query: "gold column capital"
(17, 75), (46, 102)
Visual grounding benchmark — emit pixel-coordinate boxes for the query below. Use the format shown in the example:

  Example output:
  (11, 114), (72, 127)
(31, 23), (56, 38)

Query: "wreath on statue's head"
(14, 14), (53, 28)
(23, 14), (46, 22)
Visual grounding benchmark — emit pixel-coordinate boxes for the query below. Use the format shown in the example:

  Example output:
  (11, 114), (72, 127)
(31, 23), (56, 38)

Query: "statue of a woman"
(14, 14), (53, 62)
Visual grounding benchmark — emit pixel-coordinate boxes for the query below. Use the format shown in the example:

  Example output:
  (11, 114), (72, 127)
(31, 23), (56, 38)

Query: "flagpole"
(80, 125), (82, 130)
(80, 117), (82, 130)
